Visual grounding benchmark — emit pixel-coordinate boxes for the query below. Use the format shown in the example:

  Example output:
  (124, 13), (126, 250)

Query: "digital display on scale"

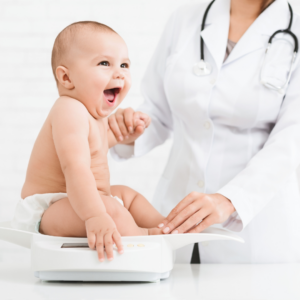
(61, 243), (89, 248)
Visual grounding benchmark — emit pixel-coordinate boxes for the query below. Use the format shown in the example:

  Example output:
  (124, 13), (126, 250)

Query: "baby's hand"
(85, 213), (123, 261)
(108, 108), (151, 145)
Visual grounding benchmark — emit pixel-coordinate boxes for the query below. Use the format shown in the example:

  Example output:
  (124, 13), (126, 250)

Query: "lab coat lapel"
(224, 0), (291, 65)
(200, 0), (231, 71)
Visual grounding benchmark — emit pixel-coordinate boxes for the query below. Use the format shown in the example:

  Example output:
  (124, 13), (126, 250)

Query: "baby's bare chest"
(88, 119), (110, 174)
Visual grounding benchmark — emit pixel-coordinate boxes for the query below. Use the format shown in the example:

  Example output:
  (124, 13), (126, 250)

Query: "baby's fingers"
(87, 231), (96, 250)
(95, 234), (105, 262)
(113, 230), (124, 254)
(123, 108), (135, 133)
(108, 113), (123, 142)
(104, 233), (114, 261)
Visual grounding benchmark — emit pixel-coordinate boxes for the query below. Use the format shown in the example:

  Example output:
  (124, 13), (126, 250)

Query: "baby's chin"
(90, 104), (117, 119)
(85, 96), (124, 119)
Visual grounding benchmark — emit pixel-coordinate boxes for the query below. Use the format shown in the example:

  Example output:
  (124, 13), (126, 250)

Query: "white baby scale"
(0, 222), (244, 282)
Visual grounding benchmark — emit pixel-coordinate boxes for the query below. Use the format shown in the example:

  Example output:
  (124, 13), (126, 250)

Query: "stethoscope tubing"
(199, 0), (298, 62)
(200, 0), (216, 61)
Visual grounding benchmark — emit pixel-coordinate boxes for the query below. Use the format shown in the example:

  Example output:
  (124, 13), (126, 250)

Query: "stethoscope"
(193, 0), (298, 93)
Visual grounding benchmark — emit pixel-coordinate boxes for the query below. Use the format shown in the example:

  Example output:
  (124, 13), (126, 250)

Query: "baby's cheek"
(125, 74), (132, 90)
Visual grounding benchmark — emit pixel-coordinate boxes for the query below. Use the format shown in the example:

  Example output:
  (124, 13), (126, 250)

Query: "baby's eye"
(120, 63), (129, 68)
(98, 61), (109, 66)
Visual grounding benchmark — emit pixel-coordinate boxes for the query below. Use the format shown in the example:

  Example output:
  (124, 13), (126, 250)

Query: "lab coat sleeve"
(110, 10), (177, 161)
(218, 62), (300, 232)
(110, 144), (135, 161)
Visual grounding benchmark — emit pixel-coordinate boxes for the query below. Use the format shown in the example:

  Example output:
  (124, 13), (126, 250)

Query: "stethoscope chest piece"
(193, 60), (212, 76)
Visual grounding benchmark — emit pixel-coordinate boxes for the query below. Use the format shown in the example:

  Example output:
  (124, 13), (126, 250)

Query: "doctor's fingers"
(162, 202), (204, 234)
(134, 112), (151, 128)
(159, 192), (202, 229)
(171, 208), (212, 234)
(133, 112), (146, 129)
(108, 113), (124, 142)
(187, 214), (215, 234)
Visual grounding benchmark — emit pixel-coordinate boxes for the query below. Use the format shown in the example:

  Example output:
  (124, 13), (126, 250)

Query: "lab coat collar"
(258, 0), (292, 36)
(225, 0), (291, 65)
(200, 0), (231, 71)
(201, 0), (292, 68)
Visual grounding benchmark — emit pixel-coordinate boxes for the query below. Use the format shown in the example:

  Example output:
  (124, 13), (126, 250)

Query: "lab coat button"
(204, 121), (211, 129)
(197, 180), (204, 188)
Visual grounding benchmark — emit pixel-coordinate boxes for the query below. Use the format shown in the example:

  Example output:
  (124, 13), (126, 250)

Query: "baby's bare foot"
(148, 227), (163, 235)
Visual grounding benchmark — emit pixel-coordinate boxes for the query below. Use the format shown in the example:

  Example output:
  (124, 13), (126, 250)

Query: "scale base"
(34, 271), (170, 282)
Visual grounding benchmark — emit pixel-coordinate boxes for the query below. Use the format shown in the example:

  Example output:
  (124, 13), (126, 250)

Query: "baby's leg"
(111, 185), (165, 230)
(39, 194), (153, 237)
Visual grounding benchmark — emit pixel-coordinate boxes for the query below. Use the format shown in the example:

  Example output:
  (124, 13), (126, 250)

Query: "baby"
(13, 21), (165, 261)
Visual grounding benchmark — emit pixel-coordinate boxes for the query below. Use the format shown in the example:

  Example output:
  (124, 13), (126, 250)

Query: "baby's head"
(51, 21), (131, 119)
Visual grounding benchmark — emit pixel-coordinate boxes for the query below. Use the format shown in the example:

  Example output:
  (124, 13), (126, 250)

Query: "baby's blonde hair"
(51, 21), (117, 83)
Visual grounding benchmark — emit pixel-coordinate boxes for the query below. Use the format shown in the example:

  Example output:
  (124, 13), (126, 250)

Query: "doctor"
(109, 0), (300, 264)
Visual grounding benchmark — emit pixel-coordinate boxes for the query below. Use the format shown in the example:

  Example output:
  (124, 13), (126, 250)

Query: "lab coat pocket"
(260, 33), (295, 90)
(256, 87), (284, 125)
(230, 73), (284, 128)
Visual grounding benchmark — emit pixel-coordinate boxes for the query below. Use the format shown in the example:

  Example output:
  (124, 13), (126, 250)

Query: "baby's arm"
(51, 98), (123, 260)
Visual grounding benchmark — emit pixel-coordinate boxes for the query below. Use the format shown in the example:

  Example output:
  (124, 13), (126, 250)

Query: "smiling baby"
(12, 21), (164, 261)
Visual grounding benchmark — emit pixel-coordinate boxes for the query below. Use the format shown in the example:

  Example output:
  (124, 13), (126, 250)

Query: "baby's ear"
(56, 66), (74, 90)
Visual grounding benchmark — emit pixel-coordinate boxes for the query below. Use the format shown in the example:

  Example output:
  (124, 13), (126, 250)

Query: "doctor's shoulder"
(161, 2), (210, 58)
(292, 11), (300, 41)
(167, 1), (211, 32)
(288, 12), (300, 70)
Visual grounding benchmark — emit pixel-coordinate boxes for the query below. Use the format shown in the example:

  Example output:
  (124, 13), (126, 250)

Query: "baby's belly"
(92, 166), (111, 196)
(21, 173), (67, 199)
(22, 165), (111, 199)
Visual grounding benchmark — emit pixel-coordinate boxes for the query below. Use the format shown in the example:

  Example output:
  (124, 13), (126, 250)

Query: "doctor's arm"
(159, 61), (300, 234)
(108, 11), (178, 158)
(217, 63), (300, 232)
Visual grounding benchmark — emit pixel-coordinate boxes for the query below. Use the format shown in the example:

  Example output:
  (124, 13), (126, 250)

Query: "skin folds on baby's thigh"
(39, 193), (139, 237)
(39, 186), (164, 261)
(40, 186), (165, 238)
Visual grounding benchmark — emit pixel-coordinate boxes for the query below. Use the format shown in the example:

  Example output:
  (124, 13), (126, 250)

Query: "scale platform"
(0, 222), (244, 282)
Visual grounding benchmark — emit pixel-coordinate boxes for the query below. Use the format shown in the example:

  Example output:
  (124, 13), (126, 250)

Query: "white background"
(1, 0), (300, 225)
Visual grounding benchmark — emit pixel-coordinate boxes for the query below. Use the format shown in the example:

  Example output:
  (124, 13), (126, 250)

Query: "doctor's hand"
(85, 213), (124, 262)
(108, 108), (151, 145)
(158, 193), (236, 234)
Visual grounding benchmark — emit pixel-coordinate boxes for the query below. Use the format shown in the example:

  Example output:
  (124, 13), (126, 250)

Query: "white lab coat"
(112, 0), (300, 263)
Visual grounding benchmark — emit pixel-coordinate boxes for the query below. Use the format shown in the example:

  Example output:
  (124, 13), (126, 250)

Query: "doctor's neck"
(231, 0), (274, 19)
(229, 0), (275, 42)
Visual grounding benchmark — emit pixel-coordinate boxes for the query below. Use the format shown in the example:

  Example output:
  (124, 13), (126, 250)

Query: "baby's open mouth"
(103, 87), (121, 106)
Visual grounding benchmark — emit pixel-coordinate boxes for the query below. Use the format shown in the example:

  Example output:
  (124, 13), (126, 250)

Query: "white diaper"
(12, 193), (124, 234)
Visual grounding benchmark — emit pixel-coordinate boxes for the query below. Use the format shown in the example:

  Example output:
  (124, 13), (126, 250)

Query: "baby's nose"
(113, 70), (125, 79)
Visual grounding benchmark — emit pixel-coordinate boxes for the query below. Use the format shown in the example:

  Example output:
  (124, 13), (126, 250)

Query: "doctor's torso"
(136, 0), (300, 263)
